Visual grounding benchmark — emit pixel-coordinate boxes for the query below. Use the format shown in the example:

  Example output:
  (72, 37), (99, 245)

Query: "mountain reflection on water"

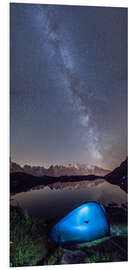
(11, 179), (127, 221)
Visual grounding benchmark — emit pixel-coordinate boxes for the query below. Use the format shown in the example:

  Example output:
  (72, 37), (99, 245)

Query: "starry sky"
(10, 3), (127, 170)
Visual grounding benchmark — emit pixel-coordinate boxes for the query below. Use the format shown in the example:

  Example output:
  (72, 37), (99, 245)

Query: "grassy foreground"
(10, 204), (127, 266)
(10, 205), (49, 266)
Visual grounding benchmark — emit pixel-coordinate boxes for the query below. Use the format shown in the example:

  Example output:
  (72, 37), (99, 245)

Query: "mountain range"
(10, 159), (110, 177)
(10, 158), (127, 194)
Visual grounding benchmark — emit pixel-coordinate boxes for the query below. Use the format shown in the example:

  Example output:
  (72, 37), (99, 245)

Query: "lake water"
(11, 179), (127, 221)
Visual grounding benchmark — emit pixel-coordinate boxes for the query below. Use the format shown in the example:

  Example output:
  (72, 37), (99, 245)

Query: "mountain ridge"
(10, 159), (110, 177)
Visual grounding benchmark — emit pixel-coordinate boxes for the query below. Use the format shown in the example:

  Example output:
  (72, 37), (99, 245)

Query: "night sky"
(10, 3), (127, 170)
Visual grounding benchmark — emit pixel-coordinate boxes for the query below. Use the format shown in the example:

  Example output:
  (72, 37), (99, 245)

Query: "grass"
(45, 247), (63, 265)
(83, 235), (127, 263)
(10, 205), (49, 266)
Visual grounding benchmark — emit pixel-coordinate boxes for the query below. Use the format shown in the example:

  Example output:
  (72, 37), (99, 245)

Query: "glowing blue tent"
(50, 202), (110, 244)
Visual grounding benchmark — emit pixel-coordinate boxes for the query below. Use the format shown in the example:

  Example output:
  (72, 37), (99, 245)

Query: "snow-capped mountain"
(10, 158), (110, 177)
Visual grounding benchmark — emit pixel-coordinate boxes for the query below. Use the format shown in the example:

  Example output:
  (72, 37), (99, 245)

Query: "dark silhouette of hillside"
(104, 158), (128, 192)
(10, 172), (100, 194)
(10, 173), (57, 193)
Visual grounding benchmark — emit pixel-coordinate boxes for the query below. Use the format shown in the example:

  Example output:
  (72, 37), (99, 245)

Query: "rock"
(61, 249), (87, 264)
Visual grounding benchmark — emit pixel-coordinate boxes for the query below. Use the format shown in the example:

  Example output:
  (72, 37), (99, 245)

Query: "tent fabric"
(50, 202), (110, 244)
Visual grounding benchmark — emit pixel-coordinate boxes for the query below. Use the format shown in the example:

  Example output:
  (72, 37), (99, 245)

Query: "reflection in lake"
(11, 179), (127, 221)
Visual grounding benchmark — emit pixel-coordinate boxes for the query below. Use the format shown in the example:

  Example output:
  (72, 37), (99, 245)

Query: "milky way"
(10, 3), (127, 169)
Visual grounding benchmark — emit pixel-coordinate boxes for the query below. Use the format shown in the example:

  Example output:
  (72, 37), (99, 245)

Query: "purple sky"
(10, 3), (127, 170)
